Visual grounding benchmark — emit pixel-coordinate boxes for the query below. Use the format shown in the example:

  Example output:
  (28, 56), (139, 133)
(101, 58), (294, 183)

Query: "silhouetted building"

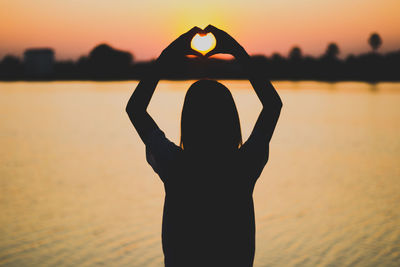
(24, 48), (54, 76)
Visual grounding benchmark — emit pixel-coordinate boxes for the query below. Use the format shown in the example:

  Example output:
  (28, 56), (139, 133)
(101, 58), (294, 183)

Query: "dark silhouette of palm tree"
(324, 43), (340, 60)
(368, 33), (382, 53)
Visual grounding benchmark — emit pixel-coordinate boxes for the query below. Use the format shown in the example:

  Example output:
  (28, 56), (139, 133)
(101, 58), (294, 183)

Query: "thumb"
(204, 24), (219, 34)
(205, 49), (218, 58)
(186, 26), (202, 39)
(188, 49), (205, 57)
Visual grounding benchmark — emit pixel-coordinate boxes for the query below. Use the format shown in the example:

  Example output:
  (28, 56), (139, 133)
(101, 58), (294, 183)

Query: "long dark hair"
(180, 79), (242, 152)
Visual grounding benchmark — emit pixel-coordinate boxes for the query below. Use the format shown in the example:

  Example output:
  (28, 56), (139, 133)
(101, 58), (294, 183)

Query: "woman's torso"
(161, 152), (257, 267)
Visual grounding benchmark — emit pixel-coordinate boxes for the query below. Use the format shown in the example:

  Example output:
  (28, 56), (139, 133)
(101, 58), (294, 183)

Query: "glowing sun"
(191, 33), (217, 55)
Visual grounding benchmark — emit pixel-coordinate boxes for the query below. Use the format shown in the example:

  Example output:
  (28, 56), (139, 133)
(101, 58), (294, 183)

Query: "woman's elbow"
(126, 103), (147, 123)
(277, 98), (283, 109)
(265, 97), (282, 111)
(125, 100), (141, 120)
(125, 101), (134, 117)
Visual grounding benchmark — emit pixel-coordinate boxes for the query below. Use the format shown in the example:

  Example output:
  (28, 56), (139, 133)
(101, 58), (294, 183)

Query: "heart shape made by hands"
(191, 32), (216, 56)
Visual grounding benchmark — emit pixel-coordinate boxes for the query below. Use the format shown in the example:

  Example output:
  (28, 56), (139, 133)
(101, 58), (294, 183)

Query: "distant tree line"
(0, 33), (399, 81)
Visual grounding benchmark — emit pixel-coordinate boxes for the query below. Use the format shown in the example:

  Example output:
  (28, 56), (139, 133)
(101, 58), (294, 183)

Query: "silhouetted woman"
(126, 25), (282, 267)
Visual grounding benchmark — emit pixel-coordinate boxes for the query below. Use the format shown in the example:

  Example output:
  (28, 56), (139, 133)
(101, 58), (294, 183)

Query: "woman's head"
(180, 79), (242, 152)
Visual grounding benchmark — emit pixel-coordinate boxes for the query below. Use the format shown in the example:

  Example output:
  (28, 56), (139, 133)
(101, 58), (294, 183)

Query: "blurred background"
(0, 0), (399, 266)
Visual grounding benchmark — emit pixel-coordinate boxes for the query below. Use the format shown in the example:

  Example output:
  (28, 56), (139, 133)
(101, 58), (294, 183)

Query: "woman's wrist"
(233, 45), (250, 63)
(139, 60), (162, 80)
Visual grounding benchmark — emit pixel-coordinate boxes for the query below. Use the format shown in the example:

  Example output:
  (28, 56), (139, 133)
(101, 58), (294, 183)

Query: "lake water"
(0, 81), (399, 267)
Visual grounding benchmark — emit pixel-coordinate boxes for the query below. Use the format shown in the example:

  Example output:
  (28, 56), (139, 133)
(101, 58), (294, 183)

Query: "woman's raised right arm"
(126, 68), (160, 143)
(126, 27), (202, 143)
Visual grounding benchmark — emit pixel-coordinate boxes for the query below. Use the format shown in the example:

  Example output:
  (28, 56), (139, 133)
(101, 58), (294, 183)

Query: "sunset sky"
(0, 0), (399, 61)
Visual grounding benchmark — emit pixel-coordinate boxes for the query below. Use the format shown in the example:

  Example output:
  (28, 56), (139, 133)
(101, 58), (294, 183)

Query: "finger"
(198, 28), (207, 35)
(171, 27), (198, 52)
(188, 49), (204, 57)
(176, 26), (200, 43)
(205, 49), (219, 58)
(186, 26), (202, 38)
(204, 24), (219, 34)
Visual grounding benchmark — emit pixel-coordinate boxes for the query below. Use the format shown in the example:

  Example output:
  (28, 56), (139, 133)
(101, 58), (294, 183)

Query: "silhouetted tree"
(1, 55), (21, 66)
(319, 42), (342, 80)
(85, 44), (134, 79)
(289, 46), (302, 61)
(287, 46), (303, 80)
(269, 53), (286, 79)
(271, 53), (284, 61)
(1, 39), (400, 81)
(368, 33), (382, 52)
(0, 55), (23, 79)
(345, 54), (356, 63)
(324, 43), (340, 60)
(251, 55), (268, 65)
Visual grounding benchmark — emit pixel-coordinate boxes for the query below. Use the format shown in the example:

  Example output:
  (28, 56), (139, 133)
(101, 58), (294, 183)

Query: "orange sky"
(0, 0), (399, 61)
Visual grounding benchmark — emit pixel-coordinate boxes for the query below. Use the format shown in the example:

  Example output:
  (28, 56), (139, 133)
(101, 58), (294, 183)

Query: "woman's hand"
(126, 28), (206, 142)
(204, 25), (246, 58)
(157, 26), (204, 64)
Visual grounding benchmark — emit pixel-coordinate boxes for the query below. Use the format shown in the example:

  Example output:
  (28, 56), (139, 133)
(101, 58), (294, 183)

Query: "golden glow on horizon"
(191, 33), (217, 55)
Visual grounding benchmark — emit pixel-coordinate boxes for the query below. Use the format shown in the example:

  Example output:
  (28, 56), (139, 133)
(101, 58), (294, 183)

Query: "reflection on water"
(0, 81), (399, 266)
